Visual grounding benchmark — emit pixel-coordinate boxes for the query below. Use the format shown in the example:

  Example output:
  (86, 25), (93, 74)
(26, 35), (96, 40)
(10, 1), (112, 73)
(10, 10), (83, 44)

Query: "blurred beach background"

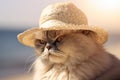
(0, 0), (120, 80)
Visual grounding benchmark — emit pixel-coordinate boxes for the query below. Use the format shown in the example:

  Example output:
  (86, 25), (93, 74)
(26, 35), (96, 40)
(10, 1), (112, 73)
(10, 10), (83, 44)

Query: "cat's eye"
(35, 39), (46, 46)
(56, 36), (64, 43)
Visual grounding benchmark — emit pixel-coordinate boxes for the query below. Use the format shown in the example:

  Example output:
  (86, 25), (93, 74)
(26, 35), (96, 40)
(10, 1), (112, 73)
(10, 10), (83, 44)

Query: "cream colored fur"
(33, 31), (120, 80)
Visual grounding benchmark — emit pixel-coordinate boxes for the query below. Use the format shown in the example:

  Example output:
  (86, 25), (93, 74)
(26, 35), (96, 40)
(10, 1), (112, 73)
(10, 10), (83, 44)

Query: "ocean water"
(0, 30), (36, 78)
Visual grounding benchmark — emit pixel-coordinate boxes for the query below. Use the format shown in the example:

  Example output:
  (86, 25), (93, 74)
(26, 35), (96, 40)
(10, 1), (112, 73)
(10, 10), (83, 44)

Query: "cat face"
(34, 30), (97, 64)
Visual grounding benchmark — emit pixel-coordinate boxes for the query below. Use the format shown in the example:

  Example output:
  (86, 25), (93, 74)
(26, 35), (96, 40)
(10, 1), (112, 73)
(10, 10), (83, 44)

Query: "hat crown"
(39, 2), (88, 26)
(17, 2), (108, 47)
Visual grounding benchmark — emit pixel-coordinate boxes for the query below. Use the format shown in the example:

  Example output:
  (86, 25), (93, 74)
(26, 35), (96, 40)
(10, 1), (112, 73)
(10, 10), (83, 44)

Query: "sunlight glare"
(92, 0), (120, 10)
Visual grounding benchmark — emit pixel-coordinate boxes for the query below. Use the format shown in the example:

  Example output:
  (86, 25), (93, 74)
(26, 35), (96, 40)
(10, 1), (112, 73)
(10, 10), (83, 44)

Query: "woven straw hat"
(17, 2), (108, 47)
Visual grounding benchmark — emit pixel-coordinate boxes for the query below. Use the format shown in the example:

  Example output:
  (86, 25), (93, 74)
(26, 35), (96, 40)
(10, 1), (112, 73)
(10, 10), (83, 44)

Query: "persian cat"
(32, 30), (120, 80)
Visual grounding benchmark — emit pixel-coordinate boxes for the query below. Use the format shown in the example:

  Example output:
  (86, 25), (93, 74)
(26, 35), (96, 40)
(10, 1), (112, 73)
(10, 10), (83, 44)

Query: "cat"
(33, 30), (120, 80)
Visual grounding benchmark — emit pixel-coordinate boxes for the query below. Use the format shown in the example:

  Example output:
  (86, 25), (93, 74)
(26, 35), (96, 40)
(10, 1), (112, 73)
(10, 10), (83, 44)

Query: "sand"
(1, 73), (33, 80)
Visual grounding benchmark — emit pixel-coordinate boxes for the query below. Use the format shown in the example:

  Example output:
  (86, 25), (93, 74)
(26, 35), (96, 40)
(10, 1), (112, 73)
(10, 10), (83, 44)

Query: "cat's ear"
(81, 30), (92, 36)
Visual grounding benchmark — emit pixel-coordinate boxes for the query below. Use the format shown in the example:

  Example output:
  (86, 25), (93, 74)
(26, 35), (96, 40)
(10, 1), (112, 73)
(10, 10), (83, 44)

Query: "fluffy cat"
(33, 30), (120, 80)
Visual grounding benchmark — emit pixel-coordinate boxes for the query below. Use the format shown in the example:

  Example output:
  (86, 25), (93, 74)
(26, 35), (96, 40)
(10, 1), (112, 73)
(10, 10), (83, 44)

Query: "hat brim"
(17, 20), (108, 47)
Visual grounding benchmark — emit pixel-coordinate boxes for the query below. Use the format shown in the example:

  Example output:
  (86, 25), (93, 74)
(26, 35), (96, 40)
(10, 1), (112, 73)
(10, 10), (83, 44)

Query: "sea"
(0, 29), (36, 78)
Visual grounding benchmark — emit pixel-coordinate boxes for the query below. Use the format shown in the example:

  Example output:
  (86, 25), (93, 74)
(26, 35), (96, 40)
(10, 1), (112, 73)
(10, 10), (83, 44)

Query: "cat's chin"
(49, 54), (67, 63)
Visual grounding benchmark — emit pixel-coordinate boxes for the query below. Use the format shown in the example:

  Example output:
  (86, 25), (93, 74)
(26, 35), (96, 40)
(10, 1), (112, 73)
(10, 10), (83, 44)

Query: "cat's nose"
(46, 43), (52, 50)
(46, 45), (52, 50)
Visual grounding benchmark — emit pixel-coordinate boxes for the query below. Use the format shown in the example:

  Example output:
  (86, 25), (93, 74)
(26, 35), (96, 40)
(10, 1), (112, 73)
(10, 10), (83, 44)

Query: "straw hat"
(17, 2), (108, 47)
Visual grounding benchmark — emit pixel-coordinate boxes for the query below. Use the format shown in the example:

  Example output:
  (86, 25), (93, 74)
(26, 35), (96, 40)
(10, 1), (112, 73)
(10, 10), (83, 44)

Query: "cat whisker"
(24, 54), (37, 73)
(27, 60), (36, 73)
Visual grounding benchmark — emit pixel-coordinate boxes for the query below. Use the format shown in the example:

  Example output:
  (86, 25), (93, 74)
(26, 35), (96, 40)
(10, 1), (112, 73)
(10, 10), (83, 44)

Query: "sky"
(0, 0), (120, 33)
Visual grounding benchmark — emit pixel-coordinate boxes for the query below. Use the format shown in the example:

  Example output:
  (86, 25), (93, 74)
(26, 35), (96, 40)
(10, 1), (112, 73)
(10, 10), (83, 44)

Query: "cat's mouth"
(40, 49), (67, 63)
